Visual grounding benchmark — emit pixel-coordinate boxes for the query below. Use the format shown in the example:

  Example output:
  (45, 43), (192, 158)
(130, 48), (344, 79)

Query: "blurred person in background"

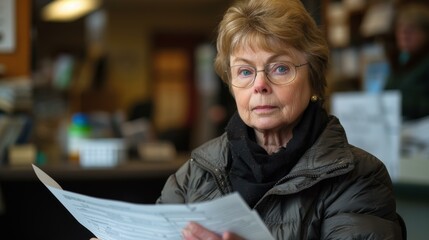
(384, 2), (429, 121)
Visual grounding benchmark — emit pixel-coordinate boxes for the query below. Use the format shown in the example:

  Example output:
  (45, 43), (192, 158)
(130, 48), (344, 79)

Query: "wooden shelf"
(0, 153), (188, 181)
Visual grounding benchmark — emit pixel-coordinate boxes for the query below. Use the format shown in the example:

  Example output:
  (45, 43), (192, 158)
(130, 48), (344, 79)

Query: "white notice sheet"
(32, 165), (274, 240)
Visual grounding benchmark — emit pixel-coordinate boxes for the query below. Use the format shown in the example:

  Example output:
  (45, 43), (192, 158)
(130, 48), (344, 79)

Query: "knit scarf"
(226, 102), (328, 207)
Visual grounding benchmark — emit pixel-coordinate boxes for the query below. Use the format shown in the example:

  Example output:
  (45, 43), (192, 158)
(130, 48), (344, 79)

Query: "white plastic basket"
(79, 138), (126, 167)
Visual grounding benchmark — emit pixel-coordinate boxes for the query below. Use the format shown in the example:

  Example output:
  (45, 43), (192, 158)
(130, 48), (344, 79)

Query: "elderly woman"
(92, 0), (402, 239)
(157, 0), (403, 239)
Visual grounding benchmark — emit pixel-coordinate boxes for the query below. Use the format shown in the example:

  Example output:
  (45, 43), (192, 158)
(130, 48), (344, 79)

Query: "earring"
(311, 95), (318, 102)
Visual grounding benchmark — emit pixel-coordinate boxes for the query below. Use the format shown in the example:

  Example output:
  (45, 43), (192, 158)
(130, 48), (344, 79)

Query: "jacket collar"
(291, 115), (354, 172)
(191, 115), (355, 179)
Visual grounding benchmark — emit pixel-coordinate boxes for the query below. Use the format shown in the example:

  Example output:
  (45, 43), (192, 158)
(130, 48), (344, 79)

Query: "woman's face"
(230, 45), (312, 132)
(396, 21), (427, 54)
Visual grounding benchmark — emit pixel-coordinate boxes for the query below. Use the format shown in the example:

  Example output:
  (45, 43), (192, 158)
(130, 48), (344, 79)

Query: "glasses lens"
(230, 65), (256, 88)
(266, 62), (296, 85)
(229, 61), (300, 88)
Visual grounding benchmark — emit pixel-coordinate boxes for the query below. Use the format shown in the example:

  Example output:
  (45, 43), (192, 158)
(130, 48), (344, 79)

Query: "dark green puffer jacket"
(385, 54), (429, 121)
(157, 116), (402, 239)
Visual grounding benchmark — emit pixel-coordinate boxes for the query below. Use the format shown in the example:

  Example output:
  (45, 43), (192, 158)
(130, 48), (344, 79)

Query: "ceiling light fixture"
(42, 0), (101, 22)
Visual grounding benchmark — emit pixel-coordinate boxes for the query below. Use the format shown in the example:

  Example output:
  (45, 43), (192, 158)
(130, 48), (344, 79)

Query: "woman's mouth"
(252, 105), (277, 114)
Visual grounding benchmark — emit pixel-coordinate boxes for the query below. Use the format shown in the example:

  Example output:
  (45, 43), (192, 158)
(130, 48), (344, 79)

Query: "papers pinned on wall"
(0, 0), (16, 53)
(331, 91), (401, 180)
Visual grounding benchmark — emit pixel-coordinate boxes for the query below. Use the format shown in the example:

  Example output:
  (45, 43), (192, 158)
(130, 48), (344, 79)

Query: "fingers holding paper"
(182, 221), (244, 240)
(90, 222), (243, 240)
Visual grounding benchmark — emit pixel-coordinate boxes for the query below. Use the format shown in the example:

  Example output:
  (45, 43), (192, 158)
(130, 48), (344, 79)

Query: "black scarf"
(226, 102), (329, 207)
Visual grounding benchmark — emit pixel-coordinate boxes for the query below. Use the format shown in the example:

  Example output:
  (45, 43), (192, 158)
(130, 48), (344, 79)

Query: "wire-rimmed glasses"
(228, 61), (308, 88)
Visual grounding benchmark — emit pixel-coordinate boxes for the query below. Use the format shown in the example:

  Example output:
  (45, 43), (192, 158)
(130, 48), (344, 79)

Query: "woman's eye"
(239, 69), (254, 77)
(274, 64), (290, 74)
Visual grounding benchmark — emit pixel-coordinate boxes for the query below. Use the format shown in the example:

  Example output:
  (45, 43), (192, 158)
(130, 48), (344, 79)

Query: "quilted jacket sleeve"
(156, 157), (225, 204)
(321, 147), (403, 240)
(156, 160), (191, 204)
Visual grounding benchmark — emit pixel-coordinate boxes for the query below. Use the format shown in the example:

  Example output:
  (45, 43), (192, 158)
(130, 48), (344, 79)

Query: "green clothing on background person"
(384, 54), (429, 121)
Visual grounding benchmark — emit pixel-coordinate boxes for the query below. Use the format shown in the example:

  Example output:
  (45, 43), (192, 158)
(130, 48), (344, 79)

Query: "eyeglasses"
(228, 61), (308, 88)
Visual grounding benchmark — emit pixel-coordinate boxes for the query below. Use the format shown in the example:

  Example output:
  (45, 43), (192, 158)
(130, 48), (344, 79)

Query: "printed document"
(32, 164), (274, 240)
(331, 91), (401, 180)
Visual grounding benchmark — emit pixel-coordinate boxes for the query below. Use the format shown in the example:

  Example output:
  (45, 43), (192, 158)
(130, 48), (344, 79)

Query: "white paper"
(401, 116), (429, 158)
(331, 91), (401, 180)
(32, 165), (274, 240)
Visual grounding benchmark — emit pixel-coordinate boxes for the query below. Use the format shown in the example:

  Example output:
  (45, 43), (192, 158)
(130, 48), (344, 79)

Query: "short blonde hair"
(214, 0), (329, 101)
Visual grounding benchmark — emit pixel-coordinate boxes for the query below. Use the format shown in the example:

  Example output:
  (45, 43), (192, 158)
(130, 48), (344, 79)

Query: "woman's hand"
(90, 222), (244, 240)
(182, 221), (244, 240)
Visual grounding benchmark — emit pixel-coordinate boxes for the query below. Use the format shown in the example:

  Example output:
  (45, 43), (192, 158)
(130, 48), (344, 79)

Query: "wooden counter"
(0, 154), (189, 181)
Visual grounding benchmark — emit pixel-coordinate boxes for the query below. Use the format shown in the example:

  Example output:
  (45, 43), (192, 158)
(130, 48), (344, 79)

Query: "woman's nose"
(253, 70), (272, 94)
